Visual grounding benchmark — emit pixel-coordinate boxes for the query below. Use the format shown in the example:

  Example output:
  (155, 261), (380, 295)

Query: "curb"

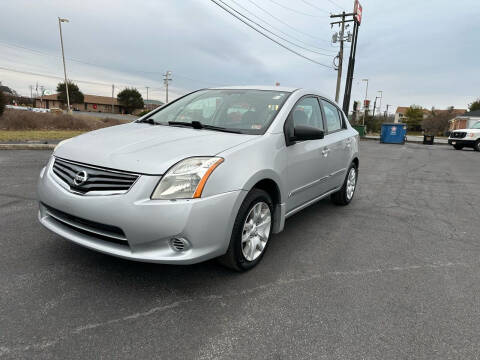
(0, 144), (56, 150)
(360, 137), (449, 146)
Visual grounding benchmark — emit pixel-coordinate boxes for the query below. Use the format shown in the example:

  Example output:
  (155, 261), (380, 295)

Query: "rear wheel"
(454, 144), (464, 150)
(331, 163), (358, 206)
(474, 140), (480, 152)
(219, 189), (273, 271)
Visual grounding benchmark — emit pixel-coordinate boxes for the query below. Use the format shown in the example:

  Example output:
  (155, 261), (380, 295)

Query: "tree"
(0, 91), (5, 116)
(56, 81), (84, 107)
(117, 88), (144, 114)
(422, 107), (455, 135)
(405, 105), (424, 132)
(468, 99), (480, 112)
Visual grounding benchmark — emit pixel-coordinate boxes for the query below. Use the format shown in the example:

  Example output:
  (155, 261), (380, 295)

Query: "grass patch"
(0, 109), (127, 131)
(0, 130), (85, 142)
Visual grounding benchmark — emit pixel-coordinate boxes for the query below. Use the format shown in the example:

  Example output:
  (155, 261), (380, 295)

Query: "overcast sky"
(1, 0), (479, 113)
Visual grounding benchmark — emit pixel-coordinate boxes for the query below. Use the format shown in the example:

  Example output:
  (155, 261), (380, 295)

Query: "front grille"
(43, 203), (128, 245)
(52, 157), (139, 195)
(451, 132), (466, 139)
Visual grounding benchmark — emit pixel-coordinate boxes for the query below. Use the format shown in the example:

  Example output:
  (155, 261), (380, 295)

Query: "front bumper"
(37, 157), (246, 264)
(448, 139), (476, 146)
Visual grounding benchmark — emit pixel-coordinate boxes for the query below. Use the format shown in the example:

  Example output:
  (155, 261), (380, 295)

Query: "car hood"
(54, 123), (256, 174)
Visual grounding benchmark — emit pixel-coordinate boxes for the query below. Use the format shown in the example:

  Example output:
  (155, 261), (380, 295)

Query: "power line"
(208, 0), (332, 68)
(244, 0), (332, 44)
(264, 0), (328, 16)
(0, 65), (164, 91)
(326, 0), (347, 11)
(226, 0), (336, 53)
(217, 0), (334, 56)
(0, 40), (220, 88)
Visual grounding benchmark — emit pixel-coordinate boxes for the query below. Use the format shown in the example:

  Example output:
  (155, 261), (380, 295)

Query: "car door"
(320, 99), (352, 190)
(285, 96), (331, 213)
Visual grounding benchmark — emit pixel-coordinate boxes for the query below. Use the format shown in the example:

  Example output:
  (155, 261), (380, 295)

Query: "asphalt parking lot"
(1, 142), (480, 359)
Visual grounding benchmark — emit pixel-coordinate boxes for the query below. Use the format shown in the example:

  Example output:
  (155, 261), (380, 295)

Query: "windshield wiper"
(168, 121), (242, 133)
(136, 118), (157, 125)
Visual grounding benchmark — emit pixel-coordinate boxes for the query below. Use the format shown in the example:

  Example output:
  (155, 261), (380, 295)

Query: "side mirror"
(292, 125), (324, 141)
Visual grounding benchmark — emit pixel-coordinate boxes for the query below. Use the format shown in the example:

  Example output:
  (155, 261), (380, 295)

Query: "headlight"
(467, 133), (475, 138)
(151, 157), (224, 200)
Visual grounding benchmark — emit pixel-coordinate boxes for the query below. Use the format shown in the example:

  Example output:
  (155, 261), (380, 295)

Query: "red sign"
(364, 99), (370, 108)
(93, 104), (97, 110)
(354, 0), (362, 25)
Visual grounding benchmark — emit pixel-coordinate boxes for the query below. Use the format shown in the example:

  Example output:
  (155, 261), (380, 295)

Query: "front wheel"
(219, 189), (273, 271)
(331, 163), (358, 206)
(453, 144), (464, 150)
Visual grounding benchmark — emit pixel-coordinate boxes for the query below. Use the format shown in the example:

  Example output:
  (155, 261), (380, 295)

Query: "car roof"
(207, 85), (332, 99)
(209, 85), (298, 92)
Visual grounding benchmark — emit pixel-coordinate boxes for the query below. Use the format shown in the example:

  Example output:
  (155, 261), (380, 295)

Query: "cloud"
(0, 0), (478, 112)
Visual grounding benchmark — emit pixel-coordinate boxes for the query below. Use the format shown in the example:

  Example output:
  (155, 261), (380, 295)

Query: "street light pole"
(362, 78), (368, 125)
(58, 17), (70, 112)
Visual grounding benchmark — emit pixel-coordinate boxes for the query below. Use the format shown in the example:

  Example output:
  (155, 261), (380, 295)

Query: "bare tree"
(422, 107), (455, 135)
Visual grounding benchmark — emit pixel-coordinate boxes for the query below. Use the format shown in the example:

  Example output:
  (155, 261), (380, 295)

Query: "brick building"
(35, 93), (126, 113)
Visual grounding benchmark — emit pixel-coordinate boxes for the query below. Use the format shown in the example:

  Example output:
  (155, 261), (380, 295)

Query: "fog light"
(169, 237), (190, 252)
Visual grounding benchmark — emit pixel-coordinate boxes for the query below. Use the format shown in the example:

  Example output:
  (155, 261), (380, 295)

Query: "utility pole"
(163, 71), (172, 104)
(362, 78), (368, 125)
(342, 0), (363, 115)
(377, 90), (383, 115)
(146, 86), (149, 102)
(385, 104), (391, 120)
(111, 84), (115, 113)
(330, 12), (354, 104)
(331, 12), (345, 103)
(29, 85), (33, 106)
(372, 95), (380, 119)
(58, 17), (71, 112)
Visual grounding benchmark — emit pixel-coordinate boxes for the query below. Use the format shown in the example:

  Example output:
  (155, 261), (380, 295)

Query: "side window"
(321, 100), (343, 132)
(291, 97), (324, 131)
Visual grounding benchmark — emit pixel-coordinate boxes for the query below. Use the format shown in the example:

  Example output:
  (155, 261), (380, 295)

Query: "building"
(394, 107), (466, 123)
(35, 93), (126, 114)
(449, 110), (480, 130)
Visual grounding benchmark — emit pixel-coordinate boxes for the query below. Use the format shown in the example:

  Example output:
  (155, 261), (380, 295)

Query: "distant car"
(50, 108), (63, 114)
(37, 86), (359, 271)
(32, 107), (50, 113)
(448, 121), (480, 151)
(5, 105), (31, 111)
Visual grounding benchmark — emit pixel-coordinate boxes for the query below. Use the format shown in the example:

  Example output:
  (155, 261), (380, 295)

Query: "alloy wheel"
(241, 202), (271, 261)
(346, 167), (357, 200)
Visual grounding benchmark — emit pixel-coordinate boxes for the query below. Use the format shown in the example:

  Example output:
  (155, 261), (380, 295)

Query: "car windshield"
(472, 121), (480, 129)
(142, 89), (291, 134)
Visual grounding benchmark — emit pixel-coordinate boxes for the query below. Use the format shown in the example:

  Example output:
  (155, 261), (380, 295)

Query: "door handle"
(322, 147), (330, 157)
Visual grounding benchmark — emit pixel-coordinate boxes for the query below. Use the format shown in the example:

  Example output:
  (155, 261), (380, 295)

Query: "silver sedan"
(37, 86), (359, 271)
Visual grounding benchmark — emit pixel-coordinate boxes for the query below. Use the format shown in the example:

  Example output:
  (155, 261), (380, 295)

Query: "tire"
(474, 140), (480, 152)
(331, 163), (358, 206)
(219, 189), (273, 271)
(454, 144), (464, 150)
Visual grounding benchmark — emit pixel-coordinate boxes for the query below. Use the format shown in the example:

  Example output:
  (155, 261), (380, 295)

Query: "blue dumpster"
(380, 123), (407, 144)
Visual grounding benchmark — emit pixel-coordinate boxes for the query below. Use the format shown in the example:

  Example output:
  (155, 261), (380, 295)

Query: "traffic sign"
(354, 0), (363, 25)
